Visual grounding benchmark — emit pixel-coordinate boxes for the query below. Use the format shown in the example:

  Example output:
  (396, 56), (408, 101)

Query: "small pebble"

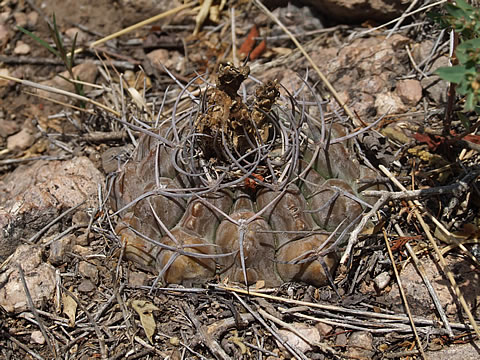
(396, 79), (422, 106)
(78, 279), (96, 293)
(374, 271), (391, 291)
(0, 9), (11, 24)
(14, 40), (31, 55)
(26, 11), (39, 27)
(0, 24), (11, 47)
(78, 261), (99, 283)
(65, 27), (88, 43)
(72, 210), (90, 226)
(75, 233), (90, 246)
(336, 332), (348, 346)
(72, 245), (94, 257)
(13, 12), (27, 27)
(0, 69), (11, 88)
(30, 330), (45, 345)
(315, 322), (333, 336)
(7, 128), (35, 151)
(128, 271), (149, 287)
(48, 236), (73, 265)
(346, 331), (374, 358)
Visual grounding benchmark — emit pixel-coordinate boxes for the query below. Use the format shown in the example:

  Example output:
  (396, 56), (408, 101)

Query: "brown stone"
(128, 271), (149, 287)
(0, 245), (56, 313)
(7, 127), (35, 151)
(78, 279), (96, 293)
(347, 331), (375, 358)
(300, 0), (409, 23)
(65, 27), (89, 44)
(147, 49), (183, 73)
(13, 12), (27, 27)
(0, 157), (104, 262)
(78, 261), (99, 284)
(13, 40), (30, 55)
(38, 62), (98, 101)
(421, 56), (449, 104)
(26, 11), (39, 27)
(276, 323), (320, 354)
(0, 118), (21, 138)
(396, 79), (423, 106)
(0, 24), (11, 47)
(48, 235), (74, 265)
(315, 322), (333, 336)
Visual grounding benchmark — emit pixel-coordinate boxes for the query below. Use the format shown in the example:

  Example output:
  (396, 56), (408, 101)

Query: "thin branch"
(379, 164), (480, 338)
(382, 229), (427, 360)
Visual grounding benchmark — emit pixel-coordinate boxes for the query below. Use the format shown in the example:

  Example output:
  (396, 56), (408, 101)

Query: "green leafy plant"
(17, 14), (85, 102)
(432, 0), (480, 114)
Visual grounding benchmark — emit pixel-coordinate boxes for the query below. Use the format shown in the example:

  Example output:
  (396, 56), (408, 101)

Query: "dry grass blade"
(253, 0), (358, 125)
(17, 266), (57, 357)
(350, 0), (448, 39)
(213, 284), (474, 332)
(183, 303), (232, 360)
(60, 286), (107, 359)
(382, 229), (427, 360)
(24, 90), (95, 115)
(257, 308), (338, 356)
(89, 1), (198, 48)
(230, 7), (238, 66)
(379, 165), (480, 339)
(232, 292), (306, 360)
(0, 73), (119, 116)
(386, 0), (420, 39)
(395, 223), (454, 338)
(340, 193), (389, 265)
(194, 0), (213, 36)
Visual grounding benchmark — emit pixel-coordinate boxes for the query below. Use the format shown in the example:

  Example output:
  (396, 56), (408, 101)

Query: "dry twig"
(379, 165), (480, 339)
(252, 0), (358, 125)
(394, 223), (454, 338)
(382, 229), (427, 359)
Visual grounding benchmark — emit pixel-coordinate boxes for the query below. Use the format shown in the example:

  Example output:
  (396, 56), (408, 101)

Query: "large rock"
(384, 255), (480, 318)
(0, 157), (104, 261)
(263, 34), (412, 122)
(0, 245), (56, 313)
(38, 62), (98, 102)
(300, 0), (410, 23)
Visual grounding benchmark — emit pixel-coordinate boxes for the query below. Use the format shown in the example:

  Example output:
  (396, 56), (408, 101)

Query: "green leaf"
(57, 73), (74, 84)
(51, 18), (64, 54)
(457, 111), (471, 130)
(454, 0), (474, 12)
(454, 39), (480, 64)
(457, 79), (470, 95)
(435, 65), (467, 84)
(475, 105), (480, 115)
(16, 25), (60, 58)
(465, 91), (476, 111)
(428, 11), (449, 27)
(69, 32), (78, 69)
(446, 3), (468, 19)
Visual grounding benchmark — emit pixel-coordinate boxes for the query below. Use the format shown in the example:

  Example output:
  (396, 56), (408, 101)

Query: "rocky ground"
(0, 0), (480, 359)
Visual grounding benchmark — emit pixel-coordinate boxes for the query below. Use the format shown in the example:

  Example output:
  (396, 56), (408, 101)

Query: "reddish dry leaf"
(239, 24), (259, 57)
(250, 39), (266, 60)
(414, 131), (480, 150)
(413, 132), (445, 151)
(244, 177), (256, 189)
(463, 134), (480, 144)
(244, 173), (264, 189)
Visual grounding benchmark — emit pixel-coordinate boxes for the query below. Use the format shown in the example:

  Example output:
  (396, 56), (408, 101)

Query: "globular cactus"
(109, 63), (378, 287)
